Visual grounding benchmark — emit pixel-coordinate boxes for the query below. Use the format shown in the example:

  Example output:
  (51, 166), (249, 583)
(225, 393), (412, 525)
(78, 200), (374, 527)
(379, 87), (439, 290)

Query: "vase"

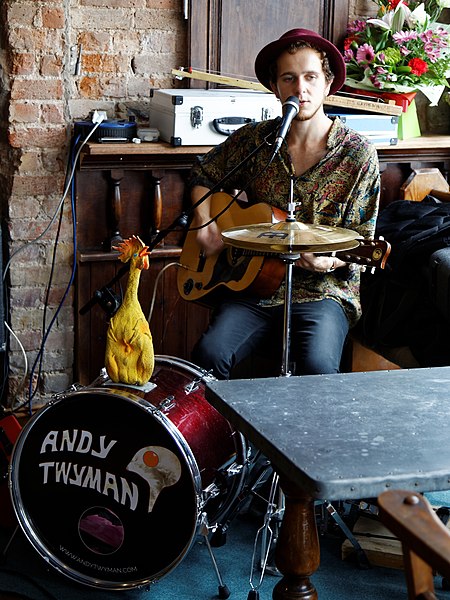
(342, 86), (421, 140)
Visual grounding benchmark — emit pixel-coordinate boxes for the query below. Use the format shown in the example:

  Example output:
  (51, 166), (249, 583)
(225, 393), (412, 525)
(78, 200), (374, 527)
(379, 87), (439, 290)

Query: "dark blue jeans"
(192, 297), (349, 379)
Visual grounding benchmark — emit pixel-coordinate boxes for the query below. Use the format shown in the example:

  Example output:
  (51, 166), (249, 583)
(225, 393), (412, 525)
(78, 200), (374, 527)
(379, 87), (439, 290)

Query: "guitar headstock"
(336, 238), (391, 270)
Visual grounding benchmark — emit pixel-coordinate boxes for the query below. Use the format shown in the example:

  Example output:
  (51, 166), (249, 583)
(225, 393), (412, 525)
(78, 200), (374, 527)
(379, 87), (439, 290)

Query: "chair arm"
(378, 489), (450, 581)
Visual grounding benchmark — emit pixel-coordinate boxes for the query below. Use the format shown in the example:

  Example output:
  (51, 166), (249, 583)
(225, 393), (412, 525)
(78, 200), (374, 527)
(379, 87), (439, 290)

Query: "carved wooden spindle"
(109, 169), (124, 250)
(151, 175), (163, 242)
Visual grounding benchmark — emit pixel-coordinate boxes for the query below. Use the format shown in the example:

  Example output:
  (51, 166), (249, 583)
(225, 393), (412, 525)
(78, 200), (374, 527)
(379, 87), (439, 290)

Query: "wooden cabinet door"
(188, 0), (349, 88)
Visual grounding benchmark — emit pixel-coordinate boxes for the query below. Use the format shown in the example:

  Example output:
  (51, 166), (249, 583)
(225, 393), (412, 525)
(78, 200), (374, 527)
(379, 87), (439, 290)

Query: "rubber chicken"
(105, 235), (154, 385)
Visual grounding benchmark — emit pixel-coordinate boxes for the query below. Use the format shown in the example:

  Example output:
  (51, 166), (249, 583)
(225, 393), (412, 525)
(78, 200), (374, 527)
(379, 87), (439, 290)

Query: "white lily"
(367, 1), (411, 32)
(407, 3), (429, 27)
(367, 15), (393, 30)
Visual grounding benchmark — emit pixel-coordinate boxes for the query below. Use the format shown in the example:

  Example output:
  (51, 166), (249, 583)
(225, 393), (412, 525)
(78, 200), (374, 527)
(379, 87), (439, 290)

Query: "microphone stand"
(79, 123), (280, 318)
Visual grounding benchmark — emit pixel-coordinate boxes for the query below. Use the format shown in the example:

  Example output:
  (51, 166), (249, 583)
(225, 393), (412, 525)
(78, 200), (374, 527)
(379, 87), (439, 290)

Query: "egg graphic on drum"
(126, 445), (182, 512)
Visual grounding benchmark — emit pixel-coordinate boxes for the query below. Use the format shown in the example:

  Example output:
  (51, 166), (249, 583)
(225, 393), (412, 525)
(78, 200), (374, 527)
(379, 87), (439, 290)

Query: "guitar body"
(177, 192), (391, 303)
(177, 193), (285, 302)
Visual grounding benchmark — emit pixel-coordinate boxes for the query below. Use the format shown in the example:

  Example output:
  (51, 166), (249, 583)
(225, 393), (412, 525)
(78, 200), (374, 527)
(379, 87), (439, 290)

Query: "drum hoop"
(155, 355), (216, 383)
(8, 385), (204, 589)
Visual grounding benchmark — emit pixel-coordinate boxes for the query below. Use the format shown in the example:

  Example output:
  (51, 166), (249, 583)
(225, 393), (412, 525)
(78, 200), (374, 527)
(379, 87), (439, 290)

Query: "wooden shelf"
(83, 141), (213, 156)
(83, 135), (450, 155)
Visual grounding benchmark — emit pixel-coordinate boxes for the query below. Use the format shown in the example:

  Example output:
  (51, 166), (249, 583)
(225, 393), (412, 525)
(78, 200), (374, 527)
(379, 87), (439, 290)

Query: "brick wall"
(0, 0), (372, 408)
(1, 0), (187, 408)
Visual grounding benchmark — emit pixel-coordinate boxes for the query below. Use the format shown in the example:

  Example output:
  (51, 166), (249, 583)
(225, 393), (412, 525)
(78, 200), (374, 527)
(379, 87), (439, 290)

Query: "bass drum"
(9, 356), (247, 590)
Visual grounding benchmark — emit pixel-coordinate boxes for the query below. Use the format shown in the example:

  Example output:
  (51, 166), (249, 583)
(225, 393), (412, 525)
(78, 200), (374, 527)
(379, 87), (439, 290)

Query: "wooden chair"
(349, 168), (450, 372)
(400, 168), (449, 202)
(378, 489), (450, 599)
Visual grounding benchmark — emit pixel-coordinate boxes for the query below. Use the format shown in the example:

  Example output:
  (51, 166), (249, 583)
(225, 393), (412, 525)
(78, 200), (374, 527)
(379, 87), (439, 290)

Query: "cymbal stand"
(246, 181), (299, 598)
(279, 251), (299, 377)
(279, 176), (300, 377)
(247, 473), (282, 599)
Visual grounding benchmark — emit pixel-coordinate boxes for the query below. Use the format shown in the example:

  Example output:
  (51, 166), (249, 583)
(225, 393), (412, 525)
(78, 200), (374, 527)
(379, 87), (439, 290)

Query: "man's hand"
(296, 252), (344, 273)
(194, 219), (224, 257)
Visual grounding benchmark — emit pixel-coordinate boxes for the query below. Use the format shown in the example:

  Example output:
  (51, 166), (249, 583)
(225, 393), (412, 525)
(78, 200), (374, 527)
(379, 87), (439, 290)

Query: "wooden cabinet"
(75, 144), (212, 385)
(75, 137), (450, 384)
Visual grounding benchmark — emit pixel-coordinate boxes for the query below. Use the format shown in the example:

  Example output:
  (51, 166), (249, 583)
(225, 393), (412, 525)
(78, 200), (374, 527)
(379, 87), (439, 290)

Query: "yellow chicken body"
(105, 235), (155, 386)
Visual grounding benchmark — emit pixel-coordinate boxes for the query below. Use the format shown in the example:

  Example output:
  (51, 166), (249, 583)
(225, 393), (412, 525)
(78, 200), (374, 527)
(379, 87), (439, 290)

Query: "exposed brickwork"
(0, 0), (370, 407)
(1, 0), (187, 407)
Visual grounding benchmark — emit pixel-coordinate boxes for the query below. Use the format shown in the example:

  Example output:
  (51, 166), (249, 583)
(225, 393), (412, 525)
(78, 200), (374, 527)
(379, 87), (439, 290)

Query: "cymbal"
(221, 220), (361, 254)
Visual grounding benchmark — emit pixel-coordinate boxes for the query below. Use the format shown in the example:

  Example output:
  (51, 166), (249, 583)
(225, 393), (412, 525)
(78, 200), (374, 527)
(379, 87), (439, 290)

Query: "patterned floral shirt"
(189, 117), (380, 327)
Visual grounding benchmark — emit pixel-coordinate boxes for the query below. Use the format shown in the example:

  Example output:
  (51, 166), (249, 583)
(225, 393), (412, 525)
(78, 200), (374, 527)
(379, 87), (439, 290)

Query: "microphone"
(272, 96), (300, 155)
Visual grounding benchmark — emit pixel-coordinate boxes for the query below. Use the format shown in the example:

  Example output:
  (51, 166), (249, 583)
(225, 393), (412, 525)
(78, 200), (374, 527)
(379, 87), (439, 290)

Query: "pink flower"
(356, 43), (375, 64)
(347, 19), (367, 34)
(344, 49), (354, 62)
(392, 30), (418, 44)
(423, 43), (440, 62)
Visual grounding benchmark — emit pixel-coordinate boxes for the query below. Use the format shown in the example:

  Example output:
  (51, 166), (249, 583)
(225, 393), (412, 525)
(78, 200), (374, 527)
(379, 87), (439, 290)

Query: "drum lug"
(203, 482), (221, 502)
(184, 370), (214, 395)
(226, 461), (244, 476)
(52, 383), (83, 401)
(184, 380), (200, 394)
(158, 395), (176, 411)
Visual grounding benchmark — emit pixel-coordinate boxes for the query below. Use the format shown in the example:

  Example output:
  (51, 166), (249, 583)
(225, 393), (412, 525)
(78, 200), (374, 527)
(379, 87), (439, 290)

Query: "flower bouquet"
(343, 0), (450, 137)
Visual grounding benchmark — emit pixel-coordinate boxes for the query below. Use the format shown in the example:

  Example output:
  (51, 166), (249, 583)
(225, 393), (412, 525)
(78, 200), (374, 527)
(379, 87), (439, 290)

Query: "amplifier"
(73, 118), (137, 143)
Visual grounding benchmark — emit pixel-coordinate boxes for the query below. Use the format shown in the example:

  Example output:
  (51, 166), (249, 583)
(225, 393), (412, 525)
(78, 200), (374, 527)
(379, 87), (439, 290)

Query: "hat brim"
(255, 29), (346, 96)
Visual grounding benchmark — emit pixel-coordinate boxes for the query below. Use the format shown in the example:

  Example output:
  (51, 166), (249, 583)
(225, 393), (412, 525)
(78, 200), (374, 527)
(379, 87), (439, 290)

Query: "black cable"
(185, 126), (280, 233)
(27, 137), (79, 412)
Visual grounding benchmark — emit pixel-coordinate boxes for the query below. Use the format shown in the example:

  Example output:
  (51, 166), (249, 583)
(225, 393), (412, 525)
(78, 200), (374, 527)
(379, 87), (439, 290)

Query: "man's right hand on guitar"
(194, 219), (224, 257)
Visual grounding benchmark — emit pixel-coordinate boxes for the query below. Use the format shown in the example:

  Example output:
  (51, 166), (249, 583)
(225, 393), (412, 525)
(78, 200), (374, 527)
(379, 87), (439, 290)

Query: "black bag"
(357, 197), (450, 367)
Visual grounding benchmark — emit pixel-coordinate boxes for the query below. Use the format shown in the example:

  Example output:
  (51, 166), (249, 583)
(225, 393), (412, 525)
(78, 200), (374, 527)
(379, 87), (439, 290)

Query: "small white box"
(149, 89), (282, 146)
(136, 127), (160, 142)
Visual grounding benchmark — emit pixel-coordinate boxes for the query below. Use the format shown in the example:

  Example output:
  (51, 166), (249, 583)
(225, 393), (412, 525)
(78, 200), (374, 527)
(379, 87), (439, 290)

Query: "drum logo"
(38, 429), (182, 512)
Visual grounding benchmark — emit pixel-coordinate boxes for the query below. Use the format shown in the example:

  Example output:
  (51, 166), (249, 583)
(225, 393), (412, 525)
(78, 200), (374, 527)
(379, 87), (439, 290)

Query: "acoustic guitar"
(177, 192), (391, 302)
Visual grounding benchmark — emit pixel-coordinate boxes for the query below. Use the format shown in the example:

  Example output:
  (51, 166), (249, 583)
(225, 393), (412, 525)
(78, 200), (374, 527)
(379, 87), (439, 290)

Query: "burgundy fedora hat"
(254, 28), (346, 96)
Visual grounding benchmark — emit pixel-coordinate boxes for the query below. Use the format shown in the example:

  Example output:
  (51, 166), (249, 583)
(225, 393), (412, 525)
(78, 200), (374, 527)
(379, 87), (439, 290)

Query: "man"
(188, 28), (380, 379)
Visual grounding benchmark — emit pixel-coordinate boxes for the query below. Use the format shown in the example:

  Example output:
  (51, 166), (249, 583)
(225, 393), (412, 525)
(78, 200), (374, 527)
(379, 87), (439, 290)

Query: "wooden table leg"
(273, 478), (320, 600)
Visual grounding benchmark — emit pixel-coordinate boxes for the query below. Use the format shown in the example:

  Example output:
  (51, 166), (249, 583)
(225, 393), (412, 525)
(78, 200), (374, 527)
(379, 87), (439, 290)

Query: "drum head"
(10, 390), (201, 589)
